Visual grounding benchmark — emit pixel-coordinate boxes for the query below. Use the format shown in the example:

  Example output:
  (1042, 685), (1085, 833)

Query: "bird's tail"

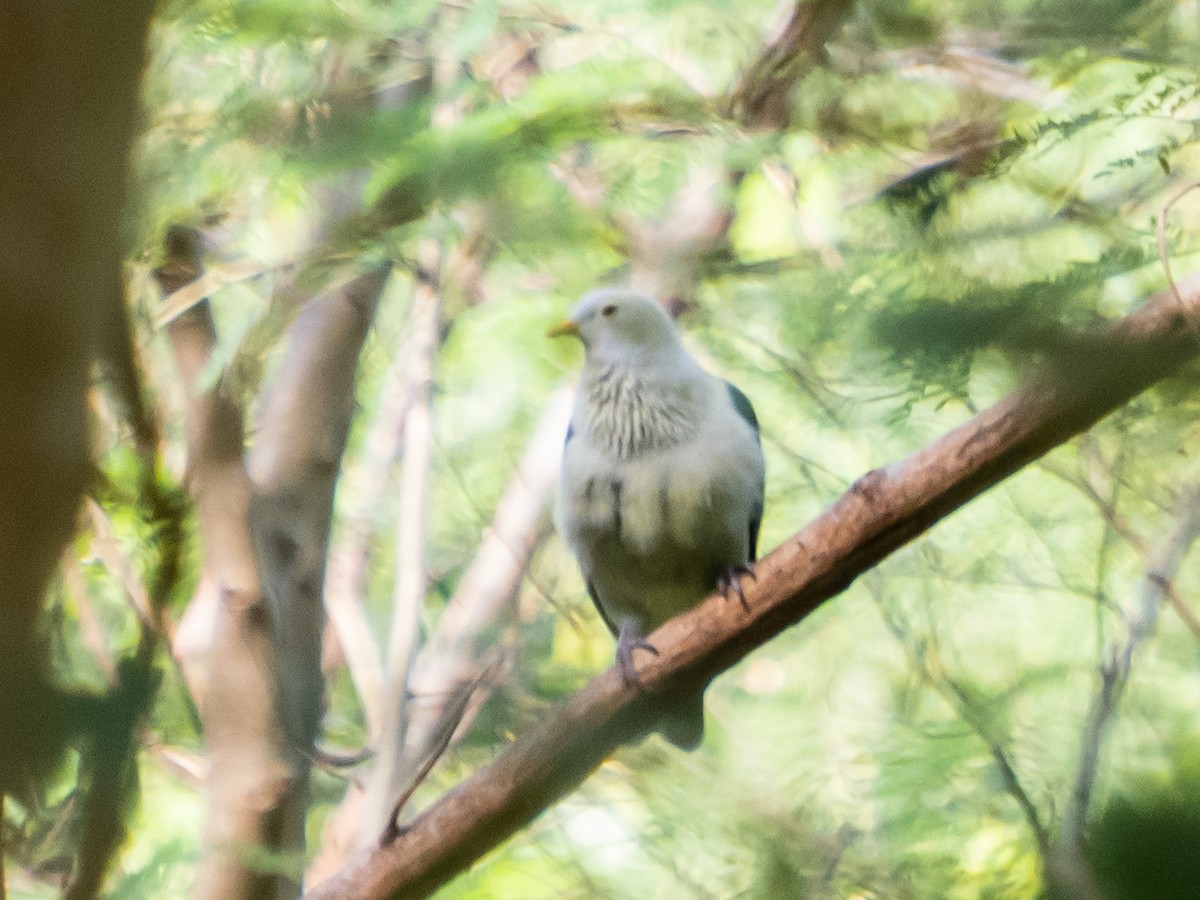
(658, 691), (705, 751)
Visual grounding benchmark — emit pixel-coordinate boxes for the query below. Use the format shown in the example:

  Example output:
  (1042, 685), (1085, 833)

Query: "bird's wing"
(585, 579), (619, 636)
(748, 496), (763, 561)
(725, 380), (760, 434)
(725, 380), (764, 559)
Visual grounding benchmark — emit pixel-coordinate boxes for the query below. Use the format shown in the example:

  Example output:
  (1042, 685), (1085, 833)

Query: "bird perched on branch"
(549, 287), (765, 750)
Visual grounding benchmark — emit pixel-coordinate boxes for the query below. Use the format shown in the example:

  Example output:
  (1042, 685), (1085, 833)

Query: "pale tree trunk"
(158, 228), (293, 900)
(159, 227), (391, 899)
(308, 384), (572, 879)
(384, 384), (572, 817)
(247, 264), (392, 899)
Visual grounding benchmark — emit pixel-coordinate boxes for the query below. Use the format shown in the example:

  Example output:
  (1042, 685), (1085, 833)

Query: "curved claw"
(616, 620), (659, 686)
(718, 562), (757, 612)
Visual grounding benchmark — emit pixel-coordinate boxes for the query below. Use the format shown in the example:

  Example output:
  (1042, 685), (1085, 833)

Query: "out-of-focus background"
(4, 0), (1200, 897)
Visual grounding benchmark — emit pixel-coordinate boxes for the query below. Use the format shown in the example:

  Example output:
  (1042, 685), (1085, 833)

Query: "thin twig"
(873, 589), (1051, 854)
(322, 333), (413, 741)
(381, 663), (497, 844)
(1156, 179), (1200, 347)
(364, 243), (444, 840)
(1163, 586), (1200, 642)
(1058, 479), (1200, 880)
(382, 384), (572, 826)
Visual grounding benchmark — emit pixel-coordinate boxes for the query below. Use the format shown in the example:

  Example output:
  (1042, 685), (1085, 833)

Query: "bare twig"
(1056, 479), (1200, 884)
(1164, 586), (1200, 643)
(1156, 179), (1200, 345)
(381, 664), (497, 844)
(363, 244), (442, 840)
(1039, 458), (1200, 642)
(84, 499), (155, 630)
(873, 589), (1051, 854)
(80, 499), (202, 732)
(946, 675), (1050, 853)
(375, 384), (572, 835)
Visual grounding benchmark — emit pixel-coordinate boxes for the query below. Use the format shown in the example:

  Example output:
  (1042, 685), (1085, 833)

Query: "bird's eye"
(601, 304), (618, 317)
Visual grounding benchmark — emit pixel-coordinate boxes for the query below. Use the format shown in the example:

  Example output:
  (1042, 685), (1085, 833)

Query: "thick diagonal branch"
(309, 278), (1200, 900)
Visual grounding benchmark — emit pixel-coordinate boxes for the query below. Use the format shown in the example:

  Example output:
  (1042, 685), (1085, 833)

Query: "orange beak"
(546, 320), (580, 338)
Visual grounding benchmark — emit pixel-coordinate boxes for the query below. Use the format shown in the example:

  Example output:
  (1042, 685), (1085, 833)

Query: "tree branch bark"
(157, 226), (292, 900)
(362, 246), (442, 839)
(307, 276), (1200, 900)
(247, 262), (392, 897)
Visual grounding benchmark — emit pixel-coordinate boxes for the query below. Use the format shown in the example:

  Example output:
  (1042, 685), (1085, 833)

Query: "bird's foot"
(718, 563), (757, 612)
(616, 620), (659, 687)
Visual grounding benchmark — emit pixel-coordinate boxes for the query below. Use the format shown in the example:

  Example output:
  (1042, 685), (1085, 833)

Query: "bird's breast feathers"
(559, 379), (762, 561)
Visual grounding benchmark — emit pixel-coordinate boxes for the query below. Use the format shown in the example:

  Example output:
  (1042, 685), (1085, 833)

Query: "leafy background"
(9, 0), (1200, 897)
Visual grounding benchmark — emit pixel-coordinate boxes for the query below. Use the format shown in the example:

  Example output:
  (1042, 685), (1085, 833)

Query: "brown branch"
(306, 271), (1200, 899)
(728, 0), (854, 130)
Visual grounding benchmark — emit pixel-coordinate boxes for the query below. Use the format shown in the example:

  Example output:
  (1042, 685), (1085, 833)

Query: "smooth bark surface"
(159, 228), (291, 900)
(248, 264), (392, 898)
(161, 228), (392, 899)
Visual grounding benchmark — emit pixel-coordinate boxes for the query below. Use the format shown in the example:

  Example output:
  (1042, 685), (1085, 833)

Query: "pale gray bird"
(549, 287), (765, 749)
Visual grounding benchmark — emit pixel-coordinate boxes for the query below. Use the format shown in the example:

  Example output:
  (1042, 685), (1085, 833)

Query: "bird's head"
(547, 288), (682, 364)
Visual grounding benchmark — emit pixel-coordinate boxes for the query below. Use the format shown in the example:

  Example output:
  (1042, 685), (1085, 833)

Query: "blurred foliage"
(1085, 745), (1200, 900)
(12, 0), (1200, 896)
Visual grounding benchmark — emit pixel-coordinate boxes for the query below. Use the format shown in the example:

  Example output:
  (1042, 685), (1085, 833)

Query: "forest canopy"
(2, 0), (1200, 898)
